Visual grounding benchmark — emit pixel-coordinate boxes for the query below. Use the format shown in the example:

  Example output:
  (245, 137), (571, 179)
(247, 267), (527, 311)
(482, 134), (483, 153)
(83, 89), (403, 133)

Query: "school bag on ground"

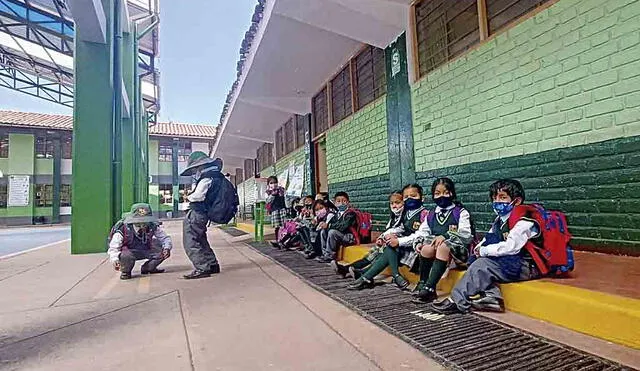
(206, 174), (240, 224)
(509, 204), (574, 277)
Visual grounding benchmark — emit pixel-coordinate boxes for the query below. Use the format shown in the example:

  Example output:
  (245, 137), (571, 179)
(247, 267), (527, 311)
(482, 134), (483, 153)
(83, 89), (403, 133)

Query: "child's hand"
(318, 222), (328, 229)
(387, 235), (399, 248)
(113, 261), (120, 271)
(375, 238), (385, 247)
(472, 245), (481, 257)
(430, 236), (446, 249)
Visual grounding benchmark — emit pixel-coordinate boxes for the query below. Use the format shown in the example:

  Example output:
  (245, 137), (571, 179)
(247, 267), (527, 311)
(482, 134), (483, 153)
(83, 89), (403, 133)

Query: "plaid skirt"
(270, 208), (287, 227)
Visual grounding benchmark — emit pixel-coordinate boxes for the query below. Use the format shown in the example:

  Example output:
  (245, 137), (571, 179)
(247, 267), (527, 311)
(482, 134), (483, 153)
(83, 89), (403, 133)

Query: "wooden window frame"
(60, 184), (72, 207)
(35, 134), (54, 159)
(354, 45), (387, 110)
(275, 127), (284, 160)
(158, 142), (173, 162)
(312, 86), (329, 138)
(0, 134), (8, 158)
(330, 65), (353, 125)
(295, 115), (306, 149)
(283, 117), (295, 155)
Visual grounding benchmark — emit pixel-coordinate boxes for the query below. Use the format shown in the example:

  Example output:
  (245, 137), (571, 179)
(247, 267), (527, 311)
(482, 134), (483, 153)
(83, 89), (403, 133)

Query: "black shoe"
(304, 252), (318, 260)
(316, 256), (333, 263)
(430, 298), (464, 315)
(349, 266), (363, 280)
(412, 281), (427, 296)
(470, 296), (505, 313)
(270, 241), (280, 248)
(392, 274), (409, 290)
(330, 260), (349, 278)
(183, 270), (211, 280)
(209, 264), (221, 274)
(141, 268), (165, 275)
(347, 277), (374, 290)
(412, 287), (438, 304)
(120, 272), (132, 280)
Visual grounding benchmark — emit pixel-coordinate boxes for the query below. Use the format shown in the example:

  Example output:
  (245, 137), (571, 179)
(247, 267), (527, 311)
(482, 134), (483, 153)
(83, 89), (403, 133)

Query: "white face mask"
(391, 207), (404, 216)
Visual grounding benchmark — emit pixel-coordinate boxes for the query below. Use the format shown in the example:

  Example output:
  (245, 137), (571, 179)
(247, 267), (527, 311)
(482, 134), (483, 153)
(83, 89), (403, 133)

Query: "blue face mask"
(433, 196), (453, 208)
(404, 198), (423, 210)
(493, 201), (515, 218)
(337, 204), (348, 212)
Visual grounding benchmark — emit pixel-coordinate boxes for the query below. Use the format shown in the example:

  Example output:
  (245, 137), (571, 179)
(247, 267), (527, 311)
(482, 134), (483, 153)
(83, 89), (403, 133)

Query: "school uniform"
(266, 186), (287, 227)
(320, 210), (356, 261)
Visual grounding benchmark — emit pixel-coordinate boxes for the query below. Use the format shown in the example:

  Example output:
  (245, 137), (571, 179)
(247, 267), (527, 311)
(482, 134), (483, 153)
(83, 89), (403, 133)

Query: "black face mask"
(433, 196), (453, 208)
(294, 205), (303, 212)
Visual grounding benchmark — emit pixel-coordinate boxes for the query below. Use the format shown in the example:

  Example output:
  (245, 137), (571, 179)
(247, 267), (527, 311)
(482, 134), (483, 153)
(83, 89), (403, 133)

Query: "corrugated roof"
(0, 110), (217, 139)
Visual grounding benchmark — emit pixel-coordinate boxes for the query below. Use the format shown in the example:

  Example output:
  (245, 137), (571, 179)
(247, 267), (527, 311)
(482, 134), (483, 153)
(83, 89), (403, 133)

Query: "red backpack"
(508, 204), (574, 277)
(348, 208), (372, 245)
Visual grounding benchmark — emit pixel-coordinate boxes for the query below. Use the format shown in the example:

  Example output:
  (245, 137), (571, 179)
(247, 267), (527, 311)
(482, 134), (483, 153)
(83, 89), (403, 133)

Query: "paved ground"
(0, 226), (70, 258)
(0, 221), (442, 371)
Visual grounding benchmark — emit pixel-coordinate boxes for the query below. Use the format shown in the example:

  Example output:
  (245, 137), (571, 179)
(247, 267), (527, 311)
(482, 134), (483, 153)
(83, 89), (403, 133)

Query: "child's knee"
(420, 245), (436, 258)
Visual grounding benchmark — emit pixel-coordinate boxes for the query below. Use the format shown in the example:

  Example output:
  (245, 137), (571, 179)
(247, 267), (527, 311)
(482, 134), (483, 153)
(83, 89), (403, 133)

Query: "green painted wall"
(326, 97), (389, 184)
(411, 0), (640, 171)
(8, 134), (34, 174)
(158, 162), (172, 176)
(35, 159), (53, 175)
(149, 140), (159, 176)
(0, 158), (8, 173)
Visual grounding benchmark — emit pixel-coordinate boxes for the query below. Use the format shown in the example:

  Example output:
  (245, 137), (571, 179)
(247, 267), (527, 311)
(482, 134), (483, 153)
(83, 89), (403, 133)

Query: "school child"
(317, 192), (357, 263)
(332, 191), (404, 278)
(277, 196), (314, 250)
(412, 178), (473, 303)
(266, 176), (287, 247)
(348, 184), (427, 290)
(303, 199), (336, 259)
(431, 179), (543, 314)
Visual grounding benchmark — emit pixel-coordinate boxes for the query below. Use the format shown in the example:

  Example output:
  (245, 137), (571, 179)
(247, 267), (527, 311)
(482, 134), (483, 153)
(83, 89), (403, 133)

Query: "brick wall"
(326, 97), (389, 184)
(328, 174), (391, 230)
(411, 0), (640, 172)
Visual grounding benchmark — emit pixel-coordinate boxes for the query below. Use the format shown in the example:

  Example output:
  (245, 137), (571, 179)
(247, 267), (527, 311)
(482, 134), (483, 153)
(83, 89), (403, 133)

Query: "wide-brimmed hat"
(180, 151), (221, 176)
(123, 203), (159, 224)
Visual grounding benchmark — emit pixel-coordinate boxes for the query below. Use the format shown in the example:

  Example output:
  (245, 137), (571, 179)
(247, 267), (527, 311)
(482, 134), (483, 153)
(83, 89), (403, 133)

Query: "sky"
(0, 0), (257, 125)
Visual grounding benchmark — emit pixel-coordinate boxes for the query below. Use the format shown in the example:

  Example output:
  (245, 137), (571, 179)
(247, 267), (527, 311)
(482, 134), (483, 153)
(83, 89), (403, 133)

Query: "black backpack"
(205, 174), (239, 224)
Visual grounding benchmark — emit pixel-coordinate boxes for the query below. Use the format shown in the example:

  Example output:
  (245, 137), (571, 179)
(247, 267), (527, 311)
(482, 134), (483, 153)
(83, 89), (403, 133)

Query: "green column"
(385, 33), (416, 190)
(52, 136), (61, 224)
(71, 0), (114, 254)
(120, 19), (136, 212)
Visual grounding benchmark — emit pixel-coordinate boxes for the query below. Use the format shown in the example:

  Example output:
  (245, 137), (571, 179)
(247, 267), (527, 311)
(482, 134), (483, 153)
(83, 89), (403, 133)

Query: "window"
(295, 115), (306, 149)
(284, 117), (295, 155)
(487, 0), (551, 35)
(158, 143), (172, 162)
(275, 127), (284, 160)
(178, 184), (192, 203)
(257, 143), (273, 171)
(177, 141), (192, 162)
(415, 0), (480, 77)
(244, 159), (255, 179)
(60, 184), (72, 207)
(355, 46), (387, 109)
(0, 134), (8, 158)
(35, 184), (53, 207)
(35, 135), (54, 159)
(0, 184), (6, 208)
(159, 184), (173, 205)
(235, 168), (244, 184)
(62, 135), (72, 159)
(312, 87), (329, 137)
(330, 66), (353, 125)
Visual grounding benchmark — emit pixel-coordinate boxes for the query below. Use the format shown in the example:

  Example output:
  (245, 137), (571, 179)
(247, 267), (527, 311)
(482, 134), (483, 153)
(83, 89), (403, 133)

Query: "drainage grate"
(220, 227), (248, 237)
(249, 242), (636, 371)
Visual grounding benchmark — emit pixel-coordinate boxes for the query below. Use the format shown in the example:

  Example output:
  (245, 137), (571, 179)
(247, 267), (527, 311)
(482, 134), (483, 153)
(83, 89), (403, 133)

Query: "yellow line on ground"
(94, 274), (121, 299)
(137, 276), (151, 294)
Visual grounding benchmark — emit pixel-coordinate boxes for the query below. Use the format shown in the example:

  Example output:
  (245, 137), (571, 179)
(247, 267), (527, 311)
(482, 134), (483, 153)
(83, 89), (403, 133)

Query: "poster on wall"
(277, 168), (289, 189)
(255, 178), (268, 202)
(8, 175), (30, 207)
(286, 165), (305, 198)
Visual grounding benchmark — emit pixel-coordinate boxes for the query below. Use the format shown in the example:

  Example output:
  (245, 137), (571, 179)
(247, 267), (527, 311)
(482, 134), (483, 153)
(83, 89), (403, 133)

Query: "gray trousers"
(183, 209), (218, 272)
(321, 229), (355, 259)
(451, 257), (539, 311)
(120, 245), (165, 274)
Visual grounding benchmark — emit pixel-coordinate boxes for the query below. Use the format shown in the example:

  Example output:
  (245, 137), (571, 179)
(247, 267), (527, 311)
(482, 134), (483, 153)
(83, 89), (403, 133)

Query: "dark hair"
(317, 192), (329, 200)
(313, 199), (337, 213)
(334, 191), (350, 201)
(431, 177), (457, 201)
(303, 195), (314, 203)
(489, 179), (525, 201)
(389, 190), (403, 200)
(267, 176), (278, 184)
(402, 183), (424, 199)
(388, 190), (404, 220)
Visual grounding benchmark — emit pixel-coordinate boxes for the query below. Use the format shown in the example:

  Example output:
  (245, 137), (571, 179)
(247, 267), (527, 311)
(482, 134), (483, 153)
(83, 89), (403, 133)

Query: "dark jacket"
(329, 210), (357, 234)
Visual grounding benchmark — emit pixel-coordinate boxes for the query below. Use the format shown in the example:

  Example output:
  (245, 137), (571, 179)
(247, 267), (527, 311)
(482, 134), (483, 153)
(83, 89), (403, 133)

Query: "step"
(338, 245), (640, 350)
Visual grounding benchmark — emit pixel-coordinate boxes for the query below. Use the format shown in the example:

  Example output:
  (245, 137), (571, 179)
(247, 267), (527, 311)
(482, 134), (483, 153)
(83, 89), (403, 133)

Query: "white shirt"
(397, 206), (472, 247)
(188, 178), (212, 202)
(478, 219), (539, 257)
(107, 226), (173, 262)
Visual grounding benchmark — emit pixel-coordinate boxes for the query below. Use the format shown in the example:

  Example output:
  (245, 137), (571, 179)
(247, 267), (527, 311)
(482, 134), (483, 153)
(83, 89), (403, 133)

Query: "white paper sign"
(8, 175), (30, 207)
(286, 165), (305, 198)
(277, 169), (289, 188)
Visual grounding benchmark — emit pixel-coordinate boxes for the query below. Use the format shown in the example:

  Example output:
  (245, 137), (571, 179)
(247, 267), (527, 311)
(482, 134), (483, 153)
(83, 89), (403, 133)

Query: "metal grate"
(249, 242), (636, 371)
(221, 227), (248, 237)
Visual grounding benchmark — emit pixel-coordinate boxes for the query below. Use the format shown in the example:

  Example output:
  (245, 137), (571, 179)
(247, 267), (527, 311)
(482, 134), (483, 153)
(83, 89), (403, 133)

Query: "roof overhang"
(214, 0), (411, 170)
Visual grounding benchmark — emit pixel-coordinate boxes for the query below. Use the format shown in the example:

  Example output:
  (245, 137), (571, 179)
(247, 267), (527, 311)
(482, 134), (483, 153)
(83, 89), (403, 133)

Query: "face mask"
(493, 201), (515, 219)
(404, 198), (422, 210)
(315, 209), (327, 219)
(391, 206), (404, 216)
(433, 196), (453, 208)
(336, 204), (348, 212)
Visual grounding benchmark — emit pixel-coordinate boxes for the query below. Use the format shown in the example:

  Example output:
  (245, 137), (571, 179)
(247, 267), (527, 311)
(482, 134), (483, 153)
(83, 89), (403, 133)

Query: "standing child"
(431, 179), (542, 314)
(266, 175), (287, 247)
(412, 177), (473, 303)
(348, 184), (427, 290)
(317, 192), (357, 263)
(332, 191), (404, 278)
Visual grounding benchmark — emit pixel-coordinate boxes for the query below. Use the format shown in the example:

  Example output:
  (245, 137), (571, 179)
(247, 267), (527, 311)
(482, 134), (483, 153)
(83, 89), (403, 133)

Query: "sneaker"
(347, 277), (374, 290)
(183, 270), (211, 280)
(209, 264), (221, 274)
(412, 287), (438, 304)
(120, 272), (132, 280)
(430, 298), (464, 315)
(349, 266), (363, 280)
(470, 296), (505, 313)
(330, 260), (349, 278)
(392, 274), (409, 290)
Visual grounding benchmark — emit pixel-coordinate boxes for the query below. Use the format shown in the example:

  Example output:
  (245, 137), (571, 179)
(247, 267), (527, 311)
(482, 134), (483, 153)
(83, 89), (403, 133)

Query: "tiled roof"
(0, 110), (217, 139)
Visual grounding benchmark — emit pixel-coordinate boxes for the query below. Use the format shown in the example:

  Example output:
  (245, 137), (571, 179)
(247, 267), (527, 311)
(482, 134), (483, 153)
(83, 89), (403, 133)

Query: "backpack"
(107, 221), (155, 250)
(348, 208), (372, 245)
(107, 219), (126, 250)
(509, 204), (574, 277)
(206, 175), (240, 224)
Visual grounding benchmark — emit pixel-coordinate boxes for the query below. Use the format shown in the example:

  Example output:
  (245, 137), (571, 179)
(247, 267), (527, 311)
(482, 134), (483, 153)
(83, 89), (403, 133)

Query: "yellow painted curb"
(235, 222), (255, 234)
(339, 245), (640, 349)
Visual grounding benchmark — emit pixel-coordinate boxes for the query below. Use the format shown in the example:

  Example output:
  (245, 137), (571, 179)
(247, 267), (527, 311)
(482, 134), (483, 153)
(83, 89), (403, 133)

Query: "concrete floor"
(0, 221), (442, 371)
